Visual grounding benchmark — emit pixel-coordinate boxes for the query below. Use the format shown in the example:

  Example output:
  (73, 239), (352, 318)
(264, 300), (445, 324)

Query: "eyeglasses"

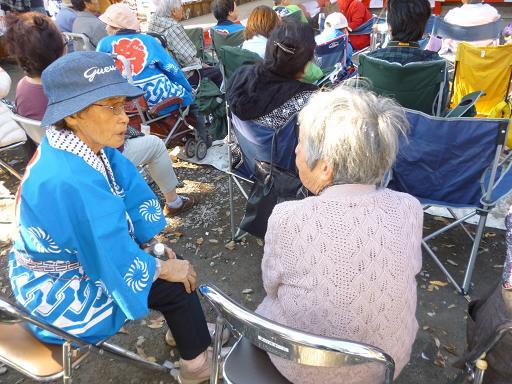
(92, 103), (126, 115)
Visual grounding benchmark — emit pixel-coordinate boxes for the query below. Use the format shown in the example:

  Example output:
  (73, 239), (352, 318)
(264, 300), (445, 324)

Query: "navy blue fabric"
(314, 35), (347, 71)
(389, 111), (508, 207)
(350, 15), (380, 35)
(484, 166), (512, 203)
(232, 114), (298, 179)
(432, 17), (502, 42)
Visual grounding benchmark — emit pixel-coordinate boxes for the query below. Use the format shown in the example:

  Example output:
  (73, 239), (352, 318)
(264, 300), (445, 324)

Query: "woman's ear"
(320, 159), (334, 185)
(64, 114), (79, 131)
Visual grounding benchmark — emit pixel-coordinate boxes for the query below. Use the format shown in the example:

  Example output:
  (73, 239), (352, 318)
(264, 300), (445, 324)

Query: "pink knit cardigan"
(256, 184), (423, 384)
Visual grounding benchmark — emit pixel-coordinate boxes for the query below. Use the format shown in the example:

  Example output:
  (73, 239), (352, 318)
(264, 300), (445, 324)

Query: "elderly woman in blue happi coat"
(8, 51), (215, 384)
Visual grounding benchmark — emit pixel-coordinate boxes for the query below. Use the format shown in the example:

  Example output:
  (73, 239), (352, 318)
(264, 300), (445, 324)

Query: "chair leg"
(0, 159), (22, 181)
(210, 316), (224, 384)
(473, 358), (488, 384)
(228, 175), (236, 240)
(62, 341), (73, 384)
(462, 210), (488, 295)
(422, 240), (463, 294)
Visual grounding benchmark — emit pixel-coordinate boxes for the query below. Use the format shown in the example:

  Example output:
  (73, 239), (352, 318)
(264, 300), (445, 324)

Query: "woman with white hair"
(147, 0), (222, 86)
(255, 86), (423, 383)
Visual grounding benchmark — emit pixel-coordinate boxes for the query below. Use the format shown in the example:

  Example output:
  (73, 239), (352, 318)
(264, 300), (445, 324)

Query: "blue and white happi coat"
(96, 32), (194, 115)
(9, 128), (166, 344)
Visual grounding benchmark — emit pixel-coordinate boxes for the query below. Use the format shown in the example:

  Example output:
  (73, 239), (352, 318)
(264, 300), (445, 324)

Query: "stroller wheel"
(195, 139), (208, 160)
(185, 139), (196, 158)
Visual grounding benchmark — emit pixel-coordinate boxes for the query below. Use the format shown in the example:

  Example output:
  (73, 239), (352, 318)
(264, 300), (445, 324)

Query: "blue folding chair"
(350, 14), (386, 57)
(226, 111), (299, 240)
(431, 17), (503, 44)
(389, 109), (511, 295)
(230, 114), (298, 180)
(314, 34), (348, 73)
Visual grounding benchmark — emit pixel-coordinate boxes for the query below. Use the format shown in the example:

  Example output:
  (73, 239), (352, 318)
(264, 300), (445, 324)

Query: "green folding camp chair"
(217, 45), (262, 83)
(184, 27), (208, 62)
(210, 29), (245, 63)
(358, 54), (483, 117)
(358, 55), (448, 115)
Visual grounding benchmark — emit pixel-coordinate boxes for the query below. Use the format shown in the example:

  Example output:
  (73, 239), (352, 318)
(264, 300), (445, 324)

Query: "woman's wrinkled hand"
(164, 245), (176, 260)
(159, 259), (197, 293)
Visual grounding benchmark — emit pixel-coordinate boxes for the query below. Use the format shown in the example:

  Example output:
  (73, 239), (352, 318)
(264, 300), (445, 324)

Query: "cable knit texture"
(256, 184), (423, 384)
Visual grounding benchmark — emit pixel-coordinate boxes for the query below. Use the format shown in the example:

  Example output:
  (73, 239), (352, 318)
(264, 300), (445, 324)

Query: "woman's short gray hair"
(152, 0), (182, 16)
(298, 85), (408, 185)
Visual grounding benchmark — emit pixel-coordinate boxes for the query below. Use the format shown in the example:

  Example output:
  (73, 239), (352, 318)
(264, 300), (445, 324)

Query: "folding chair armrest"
(148, 97), (184, 115)
(445, 91), (485, 118)
(182, 64), (203, 73)
(463, 320), (512, 364)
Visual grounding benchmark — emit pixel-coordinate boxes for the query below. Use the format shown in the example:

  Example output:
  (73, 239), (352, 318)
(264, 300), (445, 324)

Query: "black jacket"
(226, 63), (318, 122)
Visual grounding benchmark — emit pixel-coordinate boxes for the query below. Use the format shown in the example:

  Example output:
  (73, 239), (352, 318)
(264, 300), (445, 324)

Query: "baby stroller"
(113, 54), (208, 160)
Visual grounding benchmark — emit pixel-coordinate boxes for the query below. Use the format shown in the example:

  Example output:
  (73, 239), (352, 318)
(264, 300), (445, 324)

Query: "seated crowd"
(1, 0), (511, 383)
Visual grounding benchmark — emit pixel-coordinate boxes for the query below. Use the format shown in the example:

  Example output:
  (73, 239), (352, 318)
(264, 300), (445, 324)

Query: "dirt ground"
(0, 143), (507, 384)
(0, 16), (510, 378)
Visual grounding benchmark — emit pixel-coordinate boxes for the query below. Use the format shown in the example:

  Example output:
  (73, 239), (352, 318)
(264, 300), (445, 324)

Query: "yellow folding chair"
(450, 43), (512, 117)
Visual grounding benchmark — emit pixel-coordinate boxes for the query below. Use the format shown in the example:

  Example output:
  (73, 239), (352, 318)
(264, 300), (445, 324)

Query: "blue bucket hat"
(41, 51), (143, 127)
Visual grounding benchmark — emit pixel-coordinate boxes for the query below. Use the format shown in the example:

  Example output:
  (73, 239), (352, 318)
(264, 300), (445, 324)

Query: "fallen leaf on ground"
(136, 346), (156, 363)
(147, 319), (165, 329)
(136, 335), (145, 347)
(256, 239), (264, 246)
(196, 237), (204, 245)
(429, 281), (449, 287)
(484, 232), (496, 238)
(443, 344), (458, 356)
(117, 326), (129, 335)
(225, 241), (236, 250)
(447, 259), (458, 266)
(208, 239), (219, 244)
(433, 353), (446, 368)
(433, 336), (441, 349)
(447, 304), (456, 309)
(242, 288), (253, 294)
(173, 232), (183, 238)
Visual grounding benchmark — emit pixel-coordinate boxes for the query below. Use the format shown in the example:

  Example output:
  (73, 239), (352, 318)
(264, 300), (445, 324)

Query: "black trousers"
(147, 278), (211, 360)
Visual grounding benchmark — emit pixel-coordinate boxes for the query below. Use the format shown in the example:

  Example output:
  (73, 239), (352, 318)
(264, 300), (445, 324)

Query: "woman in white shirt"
(242, 5), (280, 59)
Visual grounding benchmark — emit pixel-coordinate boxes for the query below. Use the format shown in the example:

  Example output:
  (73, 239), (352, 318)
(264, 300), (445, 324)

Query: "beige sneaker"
(165, 322), (230, 348)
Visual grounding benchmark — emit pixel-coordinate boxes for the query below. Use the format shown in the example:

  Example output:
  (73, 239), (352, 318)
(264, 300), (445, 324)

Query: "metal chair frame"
(10, 113), (46, 145)
(0, 141), (25, 180)
(0, 295), (169, 384)
(62, 32), (95, 51)
(454, 321), (512, 384)
(226, 102), (253, 241)
(199, 284), (396, 384)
